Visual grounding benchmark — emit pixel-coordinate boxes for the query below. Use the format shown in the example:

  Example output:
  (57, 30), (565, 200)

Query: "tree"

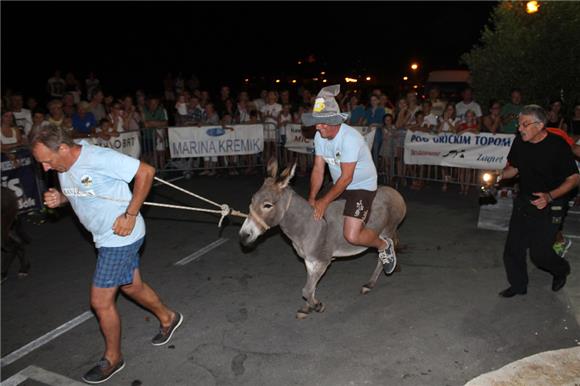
(462, 1), (580, 113)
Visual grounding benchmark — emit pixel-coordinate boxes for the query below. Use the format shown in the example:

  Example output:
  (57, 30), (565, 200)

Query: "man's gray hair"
(29, 124), (76, 151)
(520, 104), (547, 125)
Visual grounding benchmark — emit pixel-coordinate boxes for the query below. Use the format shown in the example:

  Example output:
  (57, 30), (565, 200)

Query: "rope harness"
(146, 177), (248, 227)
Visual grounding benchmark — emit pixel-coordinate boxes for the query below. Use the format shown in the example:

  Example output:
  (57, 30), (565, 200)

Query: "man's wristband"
(125, 211), (138, 217)
(547, 192), (554, 202)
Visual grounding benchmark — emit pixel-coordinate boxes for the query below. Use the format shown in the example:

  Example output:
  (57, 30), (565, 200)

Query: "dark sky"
(1, 1), (496, 97)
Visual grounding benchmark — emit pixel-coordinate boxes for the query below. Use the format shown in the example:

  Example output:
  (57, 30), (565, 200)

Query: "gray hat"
(302, 84), (349, 126)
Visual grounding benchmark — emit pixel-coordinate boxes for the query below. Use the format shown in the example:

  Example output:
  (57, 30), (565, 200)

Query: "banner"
(1, 149), (43, 214)
(284, 124), (375, 154)
(168, 124), (264, 158)
(82, 131), (141, 159)
(404, 131), (514, 169)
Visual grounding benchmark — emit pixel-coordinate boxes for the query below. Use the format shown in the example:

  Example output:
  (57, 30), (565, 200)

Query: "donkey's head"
(239, 158), (296, 246)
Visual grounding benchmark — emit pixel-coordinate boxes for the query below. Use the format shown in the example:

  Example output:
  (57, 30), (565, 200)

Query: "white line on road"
(1, 365), (85, 386)
(564, 234), (580, 240)
(0, 311), (94, 368)
(174, 238), (229, 266)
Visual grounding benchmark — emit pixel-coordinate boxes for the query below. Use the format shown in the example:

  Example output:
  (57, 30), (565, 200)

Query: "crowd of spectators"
(2, 70), (580, 192)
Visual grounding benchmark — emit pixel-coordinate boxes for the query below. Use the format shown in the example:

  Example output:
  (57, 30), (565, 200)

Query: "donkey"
(239, 159), (406, 319)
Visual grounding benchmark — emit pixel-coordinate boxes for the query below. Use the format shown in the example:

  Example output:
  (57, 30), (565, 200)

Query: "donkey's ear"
(278, 162), (297, 188)
(266, 157), (278, 178)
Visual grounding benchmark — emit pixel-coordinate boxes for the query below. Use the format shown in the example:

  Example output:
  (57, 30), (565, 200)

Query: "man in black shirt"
(498, 105), (579, 298)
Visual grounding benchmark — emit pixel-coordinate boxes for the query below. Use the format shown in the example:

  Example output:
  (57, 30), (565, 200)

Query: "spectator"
(174, 94), (189, 126)
(47, 70), (65, 99)
(437, 103), (460, 133)
(186, 73), (200, 91)
(199, 90), (210, 107)
(199, 103), (219, 176)
(10, 94), (33, 137)
(64, 72), (81, 104)
(142, 96), (169, 169)
(71, 101), (97, 138)
(187, 96), (206, 124)
(278, 103), (293, 165)
(216, 85), (231, 116)
(379, 94), (395, 116)
(95, 118), (114, 140)
(26, 97), (38, 112)
(407, 110), (426, 133)
(89, 89), (107, 122)
(253, 89), (268, 111)
(121, 96), (142, 132)
(234, 98), (250, 124)
(405, 91), (421, 118)
(428, 86), (446, 117)
(174, 72), (185, 95)
(482, 100), (502, 134)
(346, 94), (366, 126)
(457, 110), (480, 196)
(546, 98), (567, 131)
(108, 102), (124, 134)
(103, 94), (115, 115)
(62, 116), (75, 136)
(62, 92), (77, 118)
(85, 71), (100, 101)
(438, 103), (460, 192)
(421, 101), (438, 133)
(455, 86), (482, 122)
(364, 95), (386, 166)
(500, 88), (523, 134)
(260, 91), (282, 161)
(1, 111), (24, 152)
(47, 99), (65, 128)
(380, 113), (396, 181)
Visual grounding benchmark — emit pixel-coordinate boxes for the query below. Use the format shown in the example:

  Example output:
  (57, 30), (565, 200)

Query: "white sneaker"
(378, 236), (396, 275)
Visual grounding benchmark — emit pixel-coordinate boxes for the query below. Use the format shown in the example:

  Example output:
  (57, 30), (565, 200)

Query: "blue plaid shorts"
(93, 238), (144, 288)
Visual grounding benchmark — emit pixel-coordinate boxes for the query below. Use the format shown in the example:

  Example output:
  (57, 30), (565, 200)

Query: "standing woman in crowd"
(394, 98), (413, 187)
(546, 98), (567, 131)
(438, 103), (460, 191)
(345, 93), (366, 126)
(482, 100), (502, 134)
(457, 110), (480, 196)
(380, 113), (396, 184)
(121, 96), (142, 132)
(1, 111), (25, 153)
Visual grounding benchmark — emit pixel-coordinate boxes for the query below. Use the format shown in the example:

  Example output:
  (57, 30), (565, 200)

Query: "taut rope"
(145, 177), (247, 227)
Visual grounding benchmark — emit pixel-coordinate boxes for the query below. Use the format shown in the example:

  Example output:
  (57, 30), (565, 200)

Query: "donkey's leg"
(296, 259), (330, 319)
(361, 259), (384, 295)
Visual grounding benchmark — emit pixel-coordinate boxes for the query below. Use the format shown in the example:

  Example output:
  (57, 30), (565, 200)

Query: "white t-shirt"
(1, 127), (19, 145)
(58, 141), (145, 248)
(12, 109), (33, 136)
(260, 103), (282, 124)
(455, 101), (482, 121)
(314, 124), (377, 191)
(423, 113), (439, 130)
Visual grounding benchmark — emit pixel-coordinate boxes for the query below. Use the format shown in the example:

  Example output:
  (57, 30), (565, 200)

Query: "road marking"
(174, 238), (229, 266)
(1, 365), (85, 386)
(0, 311), (93, 368)
(564, 234), (580, 240)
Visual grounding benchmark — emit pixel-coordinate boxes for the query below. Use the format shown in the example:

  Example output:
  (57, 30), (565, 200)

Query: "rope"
(147, 177), (248, 227)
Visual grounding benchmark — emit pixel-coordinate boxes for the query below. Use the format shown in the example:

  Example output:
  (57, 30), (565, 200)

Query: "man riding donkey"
(303, 84), (397, 275)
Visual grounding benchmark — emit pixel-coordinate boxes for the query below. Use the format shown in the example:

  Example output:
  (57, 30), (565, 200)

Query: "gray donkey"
(239, 159), (407, 319)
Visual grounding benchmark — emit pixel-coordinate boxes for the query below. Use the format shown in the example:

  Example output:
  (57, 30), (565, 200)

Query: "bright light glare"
(526, 1), (539, 13)
(345, 77), (358, 83)
(366, 76), (371, 81)
(275, 79), (280, 83)
(322, 79), (327, 83)
(482, 173), (492, 183)
(403, 76), (408, 81)
(411, 63), (419, 70)
(292, 79), (297, 84)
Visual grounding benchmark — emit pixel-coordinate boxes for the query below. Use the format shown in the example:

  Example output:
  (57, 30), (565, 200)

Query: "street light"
(366, 76), (372, 81)
(526, 1), (539, 14)
(403, 76), (408, 81)
(411, 63), (419, 71)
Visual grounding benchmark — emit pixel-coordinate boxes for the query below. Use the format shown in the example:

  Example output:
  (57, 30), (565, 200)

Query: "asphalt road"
(2, 174), (579, 386)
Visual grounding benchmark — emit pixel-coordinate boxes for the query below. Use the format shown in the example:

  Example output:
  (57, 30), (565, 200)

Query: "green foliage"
(462, 1), (580, 112)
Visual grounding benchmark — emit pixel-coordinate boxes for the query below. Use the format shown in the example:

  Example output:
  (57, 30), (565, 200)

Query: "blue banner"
(1, 148), (43, 214)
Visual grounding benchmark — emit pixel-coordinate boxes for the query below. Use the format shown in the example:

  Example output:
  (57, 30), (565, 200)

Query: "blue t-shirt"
(364, 106), (386, 126)
(72, 112), (97, 134)
(58, 141), (145, 248)
(348, 105), (366, 125)
(314, 124), (377, 191)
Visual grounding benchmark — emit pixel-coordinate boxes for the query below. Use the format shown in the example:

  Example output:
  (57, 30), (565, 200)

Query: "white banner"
(168, 124), (264, 158)
(404, 131), (515, 169)
(81, 131), (141, 159)
(284, 124), (375, 154)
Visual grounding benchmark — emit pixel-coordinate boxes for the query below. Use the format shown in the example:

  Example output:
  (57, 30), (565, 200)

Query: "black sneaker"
(152, 312), (183, 346)
(81, 358), (125, 384)
(378, 236), (397, 275)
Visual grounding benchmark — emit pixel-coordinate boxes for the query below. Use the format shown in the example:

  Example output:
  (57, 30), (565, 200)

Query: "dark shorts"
(339, 189), (377, 224)
(93, 238), (144, 288)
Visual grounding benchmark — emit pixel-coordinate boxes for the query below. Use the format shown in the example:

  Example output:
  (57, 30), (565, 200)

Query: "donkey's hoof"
(296, 311), (309, 320)
(314, 302), (325, 313)
(360, 285), (372, 295)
